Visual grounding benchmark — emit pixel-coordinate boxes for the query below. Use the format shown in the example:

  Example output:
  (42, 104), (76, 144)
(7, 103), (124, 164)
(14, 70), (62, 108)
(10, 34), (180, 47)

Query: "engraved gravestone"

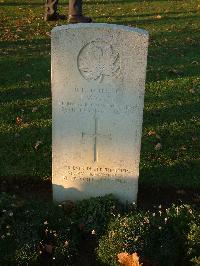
(52, 23), (148, 203)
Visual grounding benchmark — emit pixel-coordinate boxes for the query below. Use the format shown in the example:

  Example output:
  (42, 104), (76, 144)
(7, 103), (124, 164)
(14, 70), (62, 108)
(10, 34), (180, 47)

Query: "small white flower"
(34, 140), (42, 150)
(9, 212), (13, 217)
(155, 143), (162, 150)
(91, 230), (96, 235)
(32, 107), (38, 113)
(64, 240), (69, 247)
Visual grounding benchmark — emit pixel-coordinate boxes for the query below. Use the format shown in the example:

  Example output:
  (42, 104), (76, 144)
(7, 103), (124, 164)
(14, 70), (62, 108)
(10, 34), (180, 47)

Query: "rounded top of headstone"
(51, 23), (148, 37)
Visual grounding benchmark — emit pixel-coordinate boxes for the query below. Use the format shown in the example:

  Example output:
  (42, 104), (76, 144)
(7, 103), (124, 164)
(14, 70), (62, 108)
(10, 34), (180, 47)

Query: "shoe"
(68, 15), (92, 23)
(44, 13), (67, 21)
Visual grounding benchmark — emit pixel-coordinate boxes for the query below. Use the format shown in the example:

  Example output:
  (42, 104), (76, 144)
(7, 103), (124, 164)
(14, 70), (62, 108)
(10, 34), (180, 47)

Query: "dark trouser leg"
(44, 0), (66, 21)
(69, 0), (82, 16)
(44, 0), (58, 20)
(68, 0), (92, 23)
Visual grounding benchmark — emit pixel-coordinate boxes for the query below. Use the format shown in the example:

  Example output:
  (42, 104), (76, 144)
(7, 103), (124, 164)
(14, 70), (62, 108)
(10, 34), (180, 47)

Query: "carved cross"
(82, 113), (111, 162)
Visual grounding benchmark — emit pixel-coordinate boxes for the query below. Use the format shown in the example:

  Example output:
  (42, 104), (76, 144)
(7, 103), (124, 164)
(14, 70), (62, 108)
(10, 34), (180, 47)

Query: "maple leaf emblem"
(78, 40), (120, 82)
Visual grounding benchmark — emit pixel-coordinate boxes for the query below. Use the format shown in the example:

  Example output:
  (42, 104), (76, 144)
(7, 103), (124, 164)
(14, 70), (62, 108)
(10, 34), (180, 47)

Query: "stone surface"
(52, 23), (148, 203)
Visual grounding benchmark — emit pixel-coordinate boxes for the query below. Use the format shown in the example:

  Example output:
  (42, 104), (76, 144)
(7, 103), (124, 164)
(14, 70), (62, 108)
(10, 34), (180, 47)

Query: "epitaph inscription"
(52, 24), (148, 203)
(63, 165), (134, 182)
(78, 40), (120, 82)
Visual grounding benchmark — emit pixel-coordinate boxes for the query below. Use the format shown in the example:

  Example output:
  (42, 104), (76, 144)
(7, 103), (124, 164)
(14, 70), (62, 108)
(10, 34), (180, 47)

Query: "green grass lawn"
(0, 0), (199, 188)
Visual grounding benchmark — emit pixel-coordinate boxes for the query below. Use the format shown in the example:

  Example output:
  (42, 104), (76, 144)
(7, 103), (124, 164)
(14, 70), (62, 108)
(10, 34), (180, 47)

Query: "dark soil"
(1, 178), (200, 266)
(137, 183), (200, 210)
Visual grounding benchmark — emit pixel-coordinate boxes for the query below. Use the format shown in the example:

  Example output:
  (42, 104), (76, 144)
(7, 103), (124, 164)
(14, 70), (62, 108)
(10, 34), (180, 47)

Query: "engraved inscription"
(63, 165), (133, 181)
(61, 100), (137, 114)
(60, 86), (138, 114)
(77, 40), (120, 82)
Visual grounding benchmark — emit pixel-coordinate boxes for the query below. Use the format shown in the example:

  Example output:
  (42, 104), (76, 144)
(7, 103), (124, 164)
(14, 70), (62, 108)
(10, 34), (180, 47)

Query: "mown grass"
(0, 0), (199, 188)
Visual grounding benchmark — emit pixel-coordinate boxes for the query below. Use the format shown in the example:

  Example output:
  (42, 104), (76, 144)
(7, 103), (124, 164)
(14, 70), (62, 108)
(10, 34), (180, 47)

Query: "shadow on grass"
(143, 101), (199, 127)
(138, 173), (200, 210)
(0, 125), (52, 180)
(0, 38), (51, 87)
(0, 38), (50, 52)
(0, 28), (199, 87)
(93, 11), (198, 19)
(139, 158), (200, 191)
(108, 13), (199, 29)
(146, 28), (199, 82)
(124, 15), (199, 26)
(0, 83), (51, 104)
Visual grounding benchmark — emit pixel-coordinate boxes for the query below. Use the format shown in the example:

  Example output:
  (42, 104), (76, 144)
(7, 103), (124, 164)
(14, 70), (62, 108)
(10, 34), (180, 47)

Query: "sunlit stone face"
(52, 23), (148, 203)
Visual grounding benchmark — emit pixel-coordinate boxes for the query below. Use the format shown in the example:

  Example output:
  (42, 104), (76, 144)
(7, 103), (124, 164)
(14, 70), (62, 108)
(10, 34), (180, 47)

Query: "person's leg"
(68, 0), (92, 23)
(44, 0), (66, 21)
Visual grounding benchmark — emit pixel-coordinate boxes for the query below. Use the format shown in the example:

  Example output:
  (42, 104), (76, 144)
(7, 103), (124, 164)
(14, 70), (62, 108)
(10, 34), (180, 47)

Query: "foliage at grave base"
(0, 193), (121, 265)
(71, 194), (123, 236)
(0, 193), (77, 265)
(97, 205), (200, 266)
(1, 193), (200, 265)
(187, 218), (200, 266)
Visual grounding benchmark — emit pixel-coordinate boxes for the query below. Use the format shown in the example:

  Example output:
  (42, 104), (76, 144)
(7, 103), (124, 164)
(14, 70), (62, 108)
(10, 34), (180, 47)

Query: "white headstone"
(52, 23), (148, 203)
